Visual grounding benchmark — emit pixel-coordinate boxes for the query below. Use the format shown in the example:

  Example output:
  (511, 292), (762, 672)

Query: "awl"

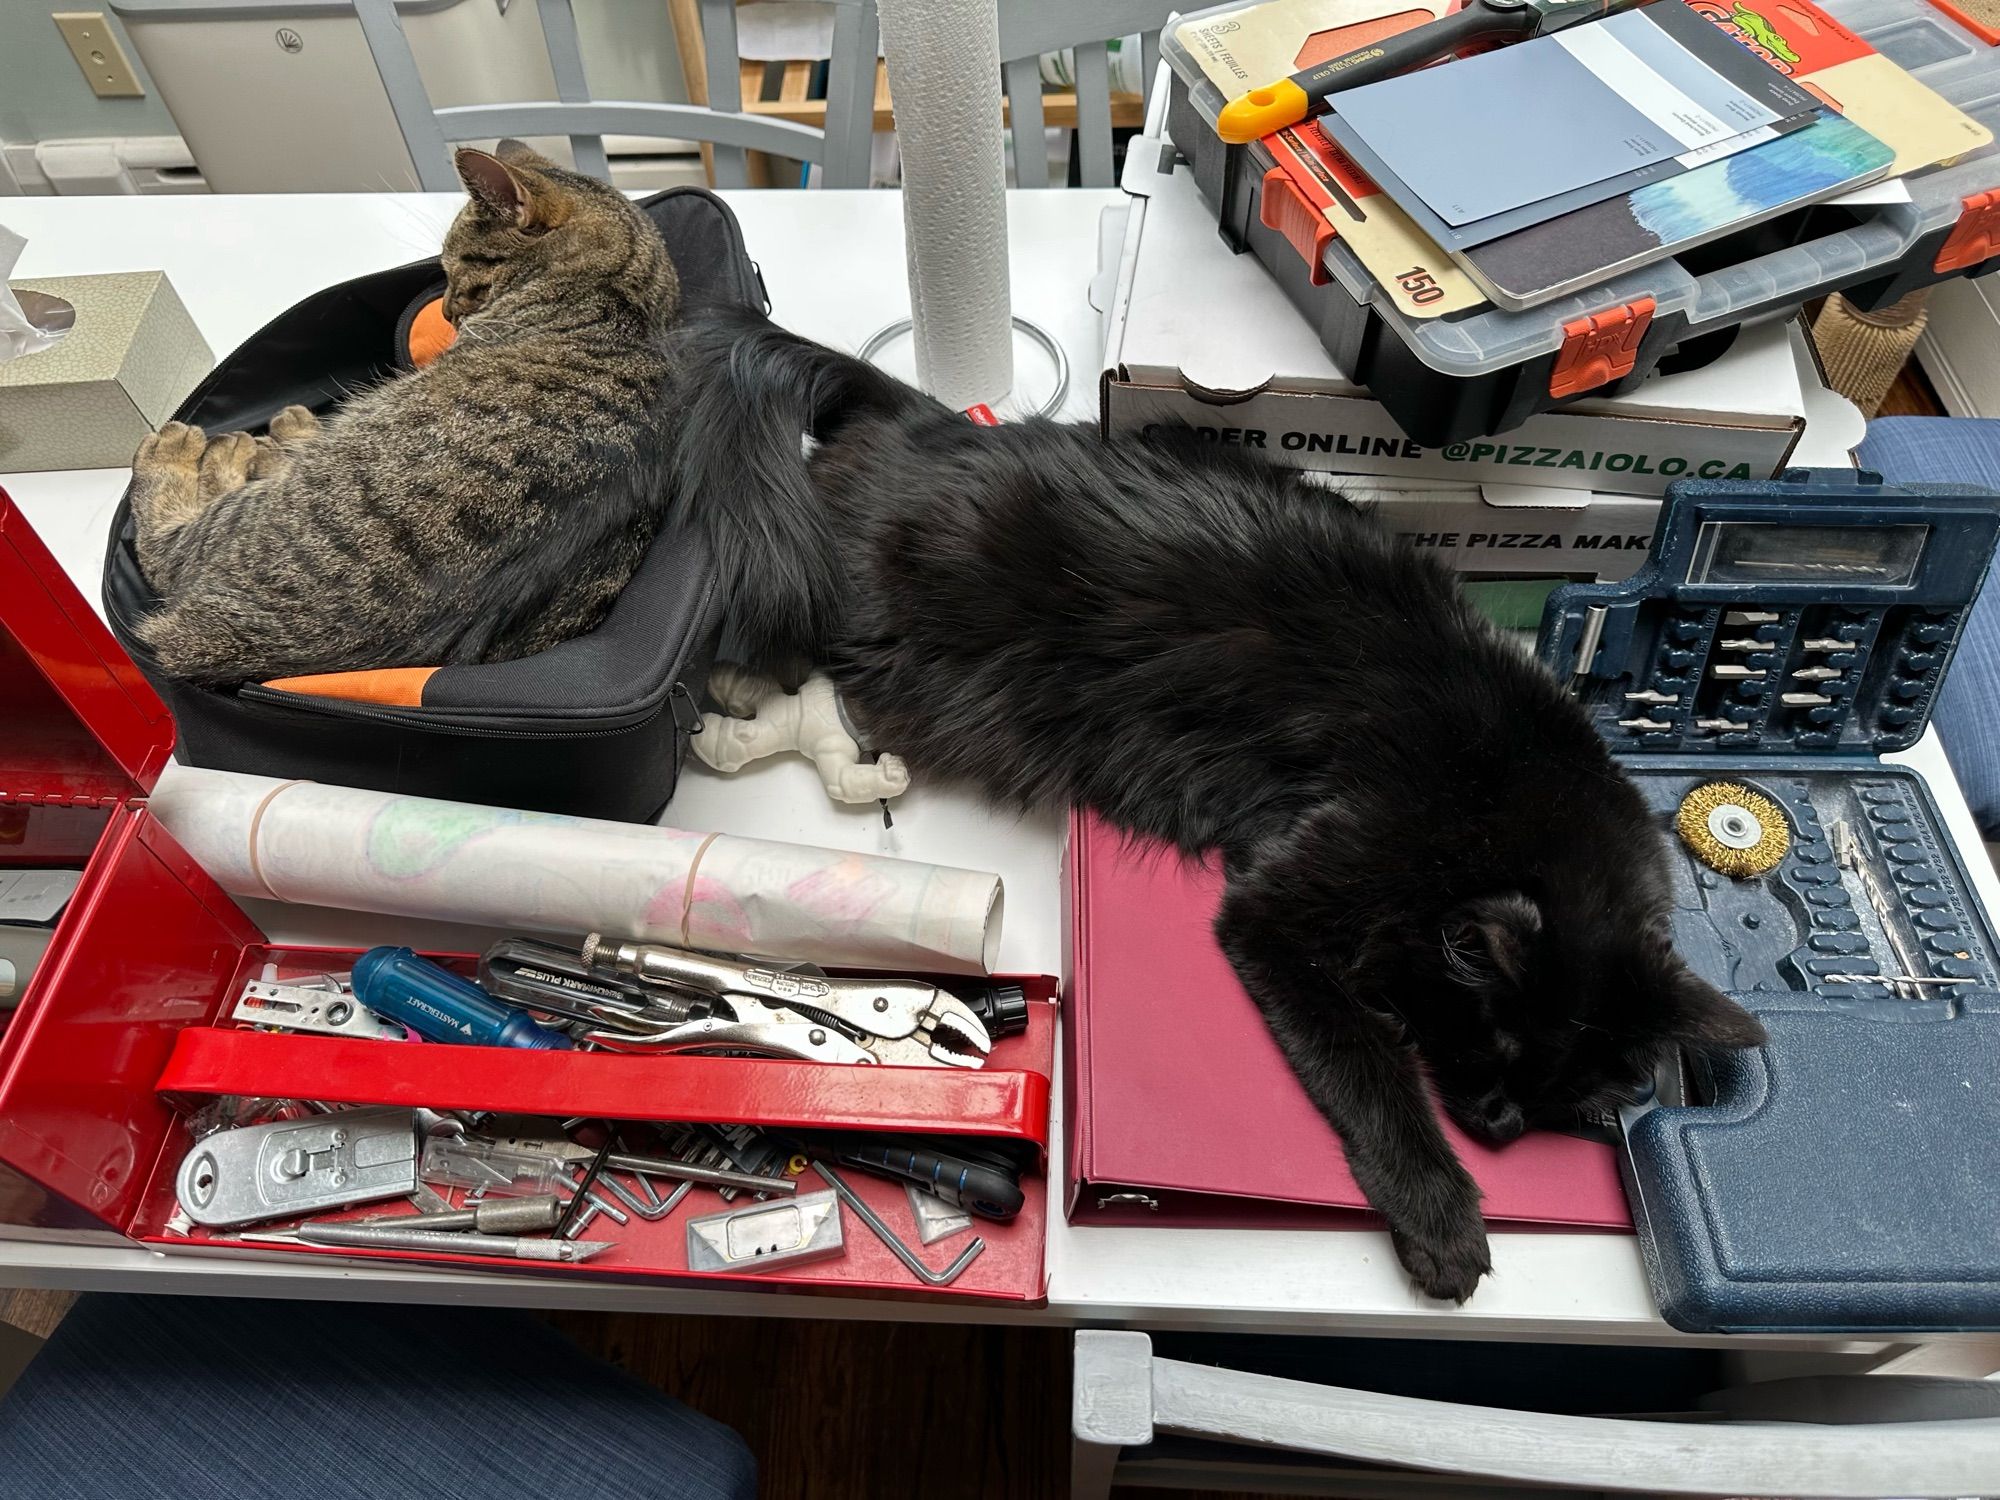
(243, 1223), (612, 1262)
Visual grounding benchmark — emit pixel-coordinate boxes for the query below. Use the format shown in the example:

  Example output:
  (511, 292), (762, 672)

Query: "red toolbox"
(0, 488), (1053, 1303)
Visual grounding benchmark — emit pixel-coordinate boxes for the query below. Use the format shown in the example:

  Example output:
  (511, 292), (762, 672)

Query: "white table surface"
(0, 189), (1980, 1348)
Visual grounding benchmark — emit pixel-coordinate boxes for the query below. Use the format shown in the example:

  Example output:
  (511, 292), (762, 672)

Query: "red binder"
(1064, 811), (1632, 1231)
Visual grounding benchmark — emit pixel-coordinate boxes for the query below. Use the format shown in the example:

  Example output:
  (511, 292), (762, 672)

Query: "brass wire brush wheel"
(1676, 782), (1790, 878)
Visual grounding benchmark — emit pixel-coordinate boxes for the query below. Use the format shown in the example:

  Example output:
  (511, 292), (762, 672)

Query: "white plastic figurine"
(692, 664), (911, 805)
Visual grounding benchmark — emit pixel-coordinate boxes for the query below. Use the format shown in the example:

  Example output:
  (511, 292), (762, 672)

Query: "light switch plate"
(52, 12), (144, 99)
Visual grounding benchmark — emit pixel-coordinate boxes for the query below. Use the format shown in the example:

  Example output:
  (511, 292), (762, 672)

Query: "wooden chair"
(356, 0), (877, 189)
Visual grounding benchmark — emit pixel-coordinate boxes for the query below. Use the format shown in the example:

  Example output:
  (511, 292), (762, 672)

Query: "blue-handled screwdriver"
(351, 946), (573, 1050)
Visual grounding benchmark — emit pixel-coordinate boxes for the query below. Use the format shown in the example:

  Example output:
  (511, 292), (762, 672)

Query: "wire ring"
(857, 315), (1071, 419)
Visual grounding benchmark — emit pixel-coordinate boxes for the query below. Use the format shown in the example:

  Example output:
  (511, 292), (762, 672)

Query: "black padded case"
(101, 187), (758, 824)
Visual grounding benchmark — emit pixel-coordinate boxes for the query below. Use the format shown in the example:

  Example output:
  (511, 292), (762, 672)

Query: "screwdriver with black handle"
(1215, 0), (1640, 144)
(801, 1133), (1026, 1220)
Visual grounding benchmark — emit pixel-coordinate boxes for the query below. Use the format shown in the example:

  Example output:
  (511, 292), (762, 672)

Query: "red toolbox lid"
(0, 488), (174, 804)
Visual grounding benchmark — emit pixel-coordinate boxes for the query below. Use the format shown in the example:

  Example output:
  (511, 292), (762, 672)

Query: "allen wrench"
(597, 1171), (691, 1222)
(814, 1161), (982, 1286)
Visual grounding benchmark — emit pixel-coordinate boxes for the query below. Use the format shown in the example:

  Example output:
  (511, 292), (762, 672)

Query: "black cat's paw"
(1391, 1215), (1494, 1304)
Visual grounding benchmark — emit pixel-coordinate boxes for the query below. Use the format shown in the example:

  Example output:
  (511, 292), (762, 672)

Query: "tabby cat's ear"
(455, 148), (532, 229)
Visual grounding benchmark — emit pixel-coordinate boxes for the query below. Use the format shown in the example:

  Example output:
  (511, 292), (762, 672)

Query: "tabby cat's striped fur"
(130, 141), (681, 684)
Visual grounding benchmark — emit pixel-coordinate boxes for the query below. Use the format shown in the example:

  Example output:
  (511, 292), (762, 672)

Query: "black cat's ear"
(1654, 960), (1768, 1051)
(1442, 892), (1543, 985)
(455, 148), (533, 228)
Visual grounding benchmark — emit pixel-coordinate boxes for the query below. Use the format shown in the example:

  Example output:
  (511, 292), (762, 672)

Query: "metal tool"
(1724, 611), (1780, 626)
(685, 1190), (845, 1273)
(1711, 664), (1767, 679)
(905, 1184), (974, 1245)
(597, 1172), (692, 1222)
(555, 1142), (616, 1240)
(1802, 637), (1854, 651)
(1781, 692), (1834, 707)
(815, 1162), (983, 1287)
(583, 936), (993, 1067)
(1718, 638), (1776, 651)
(1793, 666), (1845, 682)
(1675, 782), (1790, 879)
(1568, 604), (1607, 697)
(177, 1108), (420, 1228)
(1618, 717), (1671, 732)
(1622, 690), (1680, 705)
(421, 1134), (573, 1197)
(232, 977), (406, 1041)
(360, 1195), (563, 1234)
(1832, 820), (1937, 999)
(477, 937), (687, 1037)
(1216, 0), (1639, 143)
(582, 992), (882, 1066)
(1822, 973), (1976, 988)
(245, 1224), (613, 1262)
(605, 1151), (797, 1197)
(560, 1167), (629, 1228)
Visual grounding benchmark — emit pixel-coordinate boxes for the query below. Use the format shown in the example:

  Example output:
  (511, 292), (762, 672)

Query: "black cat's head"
(439, 140), (677, 325)
(1417, 877), (1768, 1144)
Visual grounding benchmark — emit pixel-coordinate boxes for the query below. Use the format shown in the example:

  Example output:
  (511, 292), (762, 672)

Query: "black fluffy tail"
(671, 304), (936, 672)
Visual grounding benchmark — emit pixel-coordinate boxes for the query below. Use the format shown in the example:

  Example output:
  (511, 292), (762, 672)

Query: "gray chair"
(998, 1), (1181, 188)
(356, 0), (878, 188)
(1072, 1330), (2000, 1499)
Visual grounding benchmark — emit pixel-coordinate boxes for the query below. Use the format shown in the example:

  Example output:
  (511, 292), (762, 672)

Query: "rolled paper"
(150, 766), (1003, 975)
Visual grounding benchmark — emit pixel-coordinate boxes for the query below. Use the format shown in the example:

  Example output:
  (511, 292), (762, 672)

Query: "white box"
(1098, 140), (1861, 496)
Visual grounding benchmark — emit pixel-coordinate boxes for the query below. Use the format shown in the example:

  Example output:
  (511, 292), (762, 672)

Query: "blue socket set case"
(1538, 469), (2000, 1332)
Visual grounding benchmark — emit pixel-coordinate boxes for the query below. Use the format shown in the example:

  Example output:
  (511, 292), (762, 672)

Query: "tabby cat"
(670, 306), (1769, 1303)
(130, 141), (681, 684)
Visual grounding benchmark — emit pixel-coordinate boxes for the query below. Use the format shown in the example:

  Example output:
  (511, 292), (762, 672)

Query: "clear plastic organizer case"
(1162, 0), (2000, 440)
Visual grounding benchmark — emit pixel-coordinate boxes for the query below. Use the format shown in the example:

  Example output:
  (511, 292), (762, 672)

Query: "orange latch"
(1549, 297), (1656, 399)
(1259, 167), (1334, 287)
(1934, 190), (2000, 274)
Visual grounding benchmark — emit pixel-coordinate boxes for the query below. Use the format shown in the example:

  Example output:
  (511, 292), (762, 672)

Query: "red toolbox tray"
(0, 487), (1053, 1303)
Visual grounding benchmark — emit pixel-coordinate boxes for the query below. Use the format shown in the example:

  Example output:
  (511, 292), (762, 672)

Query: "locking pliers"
(581, 936), (994, 1068)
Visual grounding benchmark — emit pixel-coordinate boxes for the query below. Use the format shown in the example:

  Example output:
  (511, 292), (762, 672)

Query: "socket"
(52, 12), (144, 99)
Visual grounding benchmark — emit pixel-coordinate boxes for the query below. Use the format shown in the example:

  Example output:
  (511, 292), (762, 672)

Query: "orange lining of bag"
(262, 667), (439, 706)
(407, 298), (457, 368)
(1935, 189), (2000, 273)
(1259, 168), (1334, 286)
(1549, 298), (1655, 399)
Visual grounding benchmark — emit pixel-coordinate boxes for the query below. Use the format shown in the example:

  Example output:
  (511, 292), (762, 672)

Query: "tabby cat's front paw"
(1390, 1207), (1493, 1304)
(269, 404), (320, 443)
(135, 421), (205, 475)
(198, 432), (258, 500)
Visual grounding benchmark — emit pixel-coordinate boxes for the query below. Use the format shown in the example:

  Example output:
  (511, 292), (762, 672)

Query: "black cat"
(671, 307), (1767, 1301)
